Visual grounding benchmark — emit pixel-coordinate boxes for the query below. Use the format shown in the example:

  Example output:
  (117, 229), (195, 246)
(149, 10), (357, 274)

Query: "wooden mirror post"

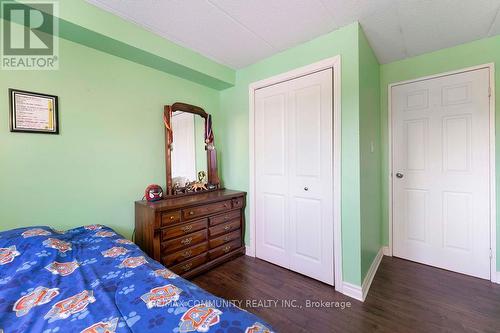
(164, 102), (221, 197)
(164, 105), (173, 195)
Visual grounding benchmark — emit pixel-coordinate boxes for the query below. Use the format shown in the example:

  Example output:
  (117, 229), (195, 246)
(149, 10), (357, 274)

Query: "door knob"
(396, 173), (404, 179)
(304, 187), (309, 191)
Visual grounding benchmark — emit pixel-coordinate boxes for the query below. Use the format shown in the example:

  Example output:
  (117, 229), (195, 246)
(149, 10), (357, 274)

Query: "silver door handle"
(396, 173), (404, 179)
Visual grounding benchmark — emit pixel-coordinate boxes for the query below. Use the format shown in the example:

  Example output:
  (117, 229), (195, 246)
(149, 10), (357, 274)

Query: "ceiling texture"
(86, 0), (500, 69)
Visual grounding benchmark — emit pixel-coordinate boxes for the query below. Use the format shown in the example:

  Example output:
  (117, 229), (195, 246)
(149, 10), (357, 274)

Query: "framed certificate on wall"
(9, 89), (59, 134)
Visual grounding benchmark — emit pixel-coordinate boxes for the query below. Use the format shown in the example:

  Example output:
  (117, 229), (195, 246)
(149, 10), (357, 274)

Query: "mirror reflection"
(171, 111), (207, 188)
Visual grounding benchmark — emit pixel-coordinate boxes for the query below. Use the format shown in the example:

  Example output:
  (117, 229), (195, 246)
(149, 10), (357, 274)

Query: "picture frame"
(9, 89), (59, 134)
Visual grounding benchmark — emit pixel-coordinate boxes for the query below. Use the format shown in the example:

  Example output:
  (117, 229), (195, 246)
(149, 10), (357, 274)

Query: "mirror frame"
(164, 102), (221, 196)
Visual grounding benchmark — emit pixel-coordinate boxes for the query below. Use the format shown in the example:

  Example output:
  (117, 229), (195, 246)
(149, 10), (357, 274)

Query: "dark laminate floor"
(192, 255), (500, 333)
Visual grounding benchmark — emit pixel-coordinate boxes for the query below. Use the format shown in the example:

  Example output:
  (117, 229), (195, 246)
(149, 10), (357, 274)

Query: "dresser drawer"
(182, 200), (231, 220)
(162, 218), (207, 241)
(162, 230), (207, 253)
(163, 241), (208, 266)
(232, 197), (244, 209)
(170, 253), (207, 274)
(161, 211), (181, 226)
(209, 230), (240, 249)
(209, 219), (241, 237)
(209, 210), (241, 226)
(209, 239), (241, 260)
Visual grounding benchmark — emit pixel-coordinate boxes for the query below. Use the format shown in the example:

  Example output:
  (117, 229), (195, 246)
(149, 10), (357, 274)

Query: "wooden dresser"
(135, 189), (246, 278)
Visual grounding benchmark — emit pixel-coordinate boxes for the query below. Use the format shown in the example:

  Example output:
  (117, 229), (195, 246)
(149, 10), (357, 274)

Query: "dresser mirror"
(164, 102), (220, 196)
(170, 111), (207, 183)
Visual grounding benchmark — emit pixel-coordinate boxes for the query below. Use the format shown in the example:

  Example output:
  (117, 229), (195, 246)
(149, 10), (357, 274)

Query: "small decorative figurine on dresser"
(135, 102), (246, 278)
(191, 171), (208, 192)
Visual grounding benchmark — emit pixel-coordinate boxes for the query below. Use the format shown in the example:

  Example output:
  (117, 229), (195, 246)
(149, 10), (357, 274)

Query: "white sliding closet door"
(255, 68), (334, 285)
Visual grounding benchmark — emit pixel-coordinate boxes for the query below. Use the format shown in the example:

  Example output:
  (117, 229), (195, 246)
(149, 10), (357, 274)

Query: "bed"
(0, 225), (273, 333)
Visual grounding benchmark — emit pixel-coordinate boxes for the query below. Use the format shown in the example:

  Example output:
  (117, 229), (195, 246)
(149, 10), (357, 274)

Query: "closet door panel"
(255, 86), (290, 267)
(288, 69), (334, 285)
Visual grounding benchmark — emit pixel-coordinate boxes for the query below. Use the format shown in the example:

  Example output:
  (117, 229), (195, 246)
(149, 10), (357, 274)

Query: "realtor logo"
(1, 1), (59, 70)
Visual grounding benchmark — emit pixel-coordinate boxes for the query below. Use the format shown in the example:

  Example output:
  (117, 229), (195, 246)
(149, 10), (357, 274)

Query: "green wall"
(380, 34), (500, 270)
(358, 28), (382, 279)
(1, 0), (234, 90)
(2, 0), (495, 287)
(56, 0), (235, 88)
(0, 5), (385, 288)
(216, 23), (380, 286)
(0, 35), (220, 239)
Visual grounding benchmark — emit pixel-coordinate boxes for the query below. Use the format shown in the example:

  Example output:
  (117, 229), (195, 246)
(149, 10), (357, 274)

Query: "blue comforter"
(0, 225), (273, 333)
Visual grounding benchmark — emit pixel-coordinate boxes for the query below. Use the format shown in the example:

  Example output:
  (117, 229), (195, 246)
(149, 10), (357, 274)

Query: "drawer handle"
(182, 250), (192, 258)
(181, 237), (193, 245)
(224, 236), (230, 242)
(224, 225), (231, 231)
(181, 263), (192, 271)
(170, 215), (175, 220)
(189, 211), (195, 216)
(181, 225), (193, 232)
(223, 245), (231, 253)
(234, 200), (239, 205)
(224, 215), (229, 220)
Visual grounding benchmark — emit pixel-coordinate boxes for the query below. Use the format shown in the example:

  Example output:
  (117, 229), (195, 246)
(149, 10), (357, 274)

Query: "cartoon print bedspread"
(0, 225), (273, 333)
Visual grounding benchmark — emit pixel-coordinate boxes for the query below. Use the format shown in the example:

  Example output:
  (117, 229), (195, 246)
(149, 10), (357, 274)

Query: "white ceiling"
(86, 0), (500, 69)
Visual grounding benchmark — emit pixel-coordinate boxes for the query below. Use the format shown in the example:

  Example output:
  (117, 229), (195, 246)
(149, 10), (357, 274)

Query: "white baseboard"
(247, 244), (383, 302)
(342, 282), (363, 301)
(340, 247), (384, 302)
(382, 246), (391, 256)
(495, 271), (500, 284)
(361, 247), (384, 301)
(245, 245), (255, 257)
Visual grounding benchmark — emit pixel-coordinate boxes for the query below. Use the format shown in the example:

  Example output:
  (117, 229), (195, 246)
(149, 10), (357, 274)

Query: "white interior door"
(392, 68), (491, 279)
(255, 68), (334, 285)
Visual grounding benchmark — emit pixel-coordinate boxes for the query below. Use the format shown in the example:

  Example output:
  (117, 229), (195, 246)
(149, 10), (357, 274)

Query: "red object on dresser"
(144, 184), (163, 202)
